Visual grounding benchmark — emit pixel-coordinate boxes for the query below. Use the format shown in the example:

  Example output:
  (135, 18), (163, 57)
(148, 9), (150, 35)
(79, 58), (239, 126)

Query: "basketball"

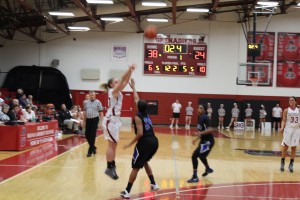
(144, 25), (157, 39)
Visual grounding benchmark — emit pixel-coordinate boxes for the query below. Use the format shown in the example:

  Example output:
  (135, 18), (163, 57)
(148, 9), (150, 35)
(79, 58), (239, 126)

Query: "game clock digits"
(144, 34), (208, 76)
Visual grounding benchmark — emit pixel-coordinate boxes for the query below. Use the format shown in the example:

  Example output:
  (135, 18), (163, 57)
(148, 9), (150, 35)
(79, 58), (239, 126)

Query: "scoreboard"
(144, 34), (208, 76)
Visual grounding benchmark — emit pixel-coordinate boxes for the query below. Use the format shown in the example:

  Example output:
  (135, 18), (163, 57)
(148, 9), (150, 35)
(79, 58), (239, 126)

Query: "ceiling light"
(100, 17), (123, 21)
(86, 0), (113, 4)
(298, 3), (300, 6)
(186, 8), (209, 13)
(49, 12), (74, 16)
(68, 26), (90, 31)
(142, 2), (167, 7)
(257, 1), (279, 6)
(147, 18), (168, 22)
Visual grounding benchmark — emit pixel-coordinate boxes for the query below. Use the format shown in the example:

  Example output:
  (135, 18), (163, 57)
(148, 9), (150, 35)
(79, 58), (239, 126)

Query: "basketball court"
(0, 126), (299, 200)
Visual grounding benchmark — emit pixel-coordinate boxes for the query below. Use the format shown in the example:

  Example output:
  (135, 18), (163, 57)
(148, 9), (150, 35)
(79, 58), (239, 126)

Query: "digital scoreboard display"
(144, 34), (208, 76)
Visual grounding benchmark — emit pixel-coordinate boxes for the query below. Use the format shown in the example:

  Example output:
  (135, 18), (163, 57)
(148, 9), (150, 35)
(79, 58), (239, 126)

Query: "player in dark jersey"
(187, 104), (215, 183)
(120, 79), (159, 199)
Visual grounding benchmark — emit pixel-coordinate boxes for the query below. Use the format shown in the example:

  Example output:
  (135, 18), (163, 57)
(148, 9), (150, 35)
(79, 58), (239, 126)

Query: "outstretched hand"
(129, 78), (135, 89)
(129, 63), (136, 71)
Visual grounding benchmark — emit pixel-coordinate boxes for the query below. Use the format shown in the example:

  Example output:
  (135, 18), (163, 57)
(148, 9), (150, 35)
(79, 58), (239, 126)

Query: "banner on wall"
(111, 43), (128, 61)
(277, 32), (300, 87)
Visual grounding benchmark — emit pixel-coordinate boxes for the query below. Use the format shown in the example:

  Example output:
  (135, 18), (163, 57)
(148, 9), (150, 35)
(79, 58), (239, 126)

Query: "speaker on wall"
(51, 59), (59, 67)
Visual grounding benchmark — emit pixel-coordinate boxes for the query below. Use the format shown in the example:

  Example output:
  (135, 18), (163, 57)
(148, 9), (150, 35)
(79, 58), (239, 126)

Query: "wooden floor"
(0, 126), (300, 200)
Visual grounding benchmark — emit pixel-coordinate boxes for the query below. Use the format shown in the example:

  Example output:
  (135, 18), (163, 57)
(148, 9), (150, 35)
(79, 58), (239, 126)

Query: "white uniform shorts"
(102, 117), (122, 143)
(281, 127), (300, 147)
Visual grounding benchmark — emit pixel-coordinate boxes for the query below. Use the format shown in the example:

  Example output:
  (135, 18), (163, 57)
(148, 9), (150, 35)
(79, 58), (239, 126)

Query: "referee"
(83, 91), (103, 157)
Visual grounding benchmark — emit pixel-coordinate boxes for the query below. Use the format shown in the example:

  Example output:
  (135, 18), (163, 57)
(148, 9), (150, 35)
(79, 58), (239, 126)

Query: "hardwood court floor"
(0, 126), (300, 200)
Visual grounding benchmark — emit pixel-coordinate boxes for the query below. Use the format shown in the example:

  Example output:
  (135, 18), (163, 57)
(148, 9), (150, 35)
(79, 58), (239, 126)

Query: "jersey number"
(290, 116), (299, 123)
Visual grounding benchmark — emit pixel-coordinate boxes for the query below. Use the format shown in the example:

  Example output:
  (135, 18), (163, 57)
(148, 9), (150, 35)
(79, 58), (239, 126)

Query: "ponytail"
(100, 78), (115, 92)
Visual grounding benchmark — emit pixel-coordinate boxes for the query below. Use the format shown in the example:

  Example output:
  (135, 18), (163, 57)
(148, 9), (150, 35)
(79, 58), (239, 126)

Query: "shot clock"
(144, 34), (208, 76)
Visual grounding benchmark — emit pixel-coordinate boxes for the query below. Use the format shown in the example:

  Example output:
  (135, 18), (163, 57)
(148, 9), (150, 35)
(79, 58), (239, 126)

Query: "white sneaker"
(175, 125), (179, 129)
(120, 189), (130, 199)
(169, 125), (173, 129)
(151, 184), (159, 191)
(226, 127), (229, 129)
(187, 125), (190, 129)
(185, 125), (188, 129)
(218, 126), (220, 129)
(221, 126), (224, 129)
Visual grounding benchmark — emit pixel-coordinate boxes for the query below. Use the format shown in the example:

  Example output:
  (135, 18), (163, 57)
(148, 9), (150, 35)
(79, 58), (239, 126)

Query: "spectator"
(170, 99), (182, 129)
(19, 94), (28, 108)
(0, 104), (10, 122)
(23, 105), (36, 122)
(185, 101), (194, 129)
(7, 105), (24, 121)
(258, 105), (267, 130)
(0, 98), (4, 111)
(245, 103), (253, 126)
(10, 99), (19, 110)
(207, 103), (213, 120)
(16, 88), (24, 99)
(58, 104), (79, 134)
(272, 103), (282, 130)
(26, 95), (37, 108)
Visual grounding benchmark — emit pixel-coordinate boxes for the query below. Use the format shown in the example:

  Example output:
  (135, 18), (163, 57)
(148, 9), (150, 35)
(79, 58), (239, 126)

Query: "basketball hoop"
(249, 77), (260, 87)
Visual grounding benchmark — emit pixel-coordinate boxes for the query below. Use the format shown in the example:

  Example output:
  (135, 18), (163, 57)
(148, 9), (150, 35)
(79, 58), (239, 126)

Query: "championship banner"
(277, 32), (300, 87)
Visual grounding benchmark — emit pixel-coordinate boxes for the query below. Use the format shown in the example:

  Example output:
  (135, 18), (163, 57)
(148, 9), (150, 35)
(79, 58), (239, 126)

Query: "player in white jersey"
(218, 104), (225, 129)
(100, 64), (136, 180)
(226, 103), (239, 129)
(245, 103), (253, 127)
(185, 102), (194, 129)
(280, 97), (300, 173)
(207, 103), (213, 120)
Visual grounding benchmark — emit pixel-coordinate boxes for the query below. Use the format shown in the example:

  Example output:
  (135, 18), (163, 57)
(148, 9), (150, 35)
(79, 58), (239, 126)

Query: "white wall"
(1, 11), (300, 96)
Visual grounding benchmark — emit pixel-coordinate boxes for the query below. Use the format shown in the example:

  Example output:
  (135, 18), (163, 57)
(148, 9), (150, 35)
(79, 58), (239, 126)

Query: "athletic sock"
(281, 158), (285, 163)
(125, 182), (133, 193)
(148, 175), (156, 185)
(112, 160), (116, 167)
(107, 161), (113, 168)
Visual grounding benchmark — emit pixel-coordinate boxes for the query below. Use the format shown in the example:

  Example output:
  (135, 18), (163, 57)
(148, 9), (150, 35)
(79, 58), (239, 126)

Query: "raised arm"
(112, 64), (136, 97)
(129, 78), (139, 105)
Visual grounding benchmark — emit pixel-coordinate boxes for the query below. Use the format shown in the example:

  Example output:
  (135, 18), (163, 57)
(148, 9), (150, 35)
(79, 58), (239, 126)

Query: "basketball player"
(258, 105), (267, 130)
(170, 99), (182, 129)
(101, 64), (136, 180)
(187, 104), (215, 183)
(245, 103), (253, 127)
(280, 97), (300, 173)
(185, 102), (194, 129)
(120, 78), (159, 199)
(226, 103), (239, 129)
(207, 103), (213, 120)
(218, 104), (225, 129)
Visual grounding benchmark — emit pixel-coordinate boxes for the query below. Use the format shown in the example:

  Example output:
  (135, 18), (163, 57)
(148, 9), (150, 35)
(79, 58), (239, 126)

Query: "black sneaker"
(280, 162), (284, 172)
(202, 168), (214, 177)
(105, 168), (119, 180)
(120, 189), (130, 199)
(187, 176), (199, 183)
(288, 163), (293, 172)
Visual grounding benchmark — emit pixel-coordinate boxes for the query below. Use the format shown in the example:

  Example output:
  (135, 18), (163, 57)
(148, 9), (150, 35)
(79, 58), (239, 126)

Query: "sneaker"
(169, 125), (173, 129)
(280, 162), (284, 172)
(288, 163), (293, 172)
(175, 125), (179, 129)
(202, 168), (214, 177)
(221, 126), (224, 129)
(105, 167), (119, 180)
(226, 126), (229, 129)
(151, 184), (159, 191)
(218, 126), (220, 129)
(187, 125), (190, 129)
(185, 125), (188, 129)
(187, 176), (199, 183)
(120, 189), (130, 199)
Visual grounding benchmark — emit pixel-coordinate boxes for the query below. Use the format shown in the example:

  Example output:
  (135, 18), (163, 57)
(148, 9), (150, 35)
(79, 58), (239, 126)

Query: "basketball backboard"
(237, 62), (271, 86)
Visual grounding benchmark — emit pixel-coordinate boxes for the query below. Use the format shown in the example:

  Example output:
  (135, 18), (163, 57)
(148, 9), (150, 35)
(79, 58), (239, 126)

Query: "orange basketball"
(144, 25), (157, 39)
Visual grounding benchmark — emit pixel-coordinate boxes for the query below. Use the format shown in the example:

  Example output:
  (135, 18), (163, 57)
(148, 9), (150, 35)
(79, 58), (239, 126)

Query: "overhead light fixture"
(68, 26), (90, 31)
(186, 8), (209, 13)
(257, 1), (279, 6)
(49, 12), (74, 16)
(147, 18), (168, 22)
(86, 0), (113, 4)
(298, 3), (300, 6)
(100, 17), (123, 21)
(142, 2), (167, 7)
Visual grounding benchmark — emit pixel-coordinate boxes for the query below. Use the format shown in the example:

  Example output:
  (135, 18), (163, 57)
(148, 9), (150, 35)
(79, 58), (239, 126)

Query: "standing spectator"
(101, 64), (136, 180)
(58, 104), (79, 134)
(218, 104), (225, 129)
(245, 103), (253, 127)
(83, 91), (103, 157)
(226, 103), (240, 129)
(19, 94), (28, 108)
(280, 97), (300, 173)
(185, 102), (194, 129)
(170, 99), (182, 129)
(258, 105), (267, 130)
(16, 88), (24, 99)
(207, 103), (213, 120)
(273, 103), (282, 131)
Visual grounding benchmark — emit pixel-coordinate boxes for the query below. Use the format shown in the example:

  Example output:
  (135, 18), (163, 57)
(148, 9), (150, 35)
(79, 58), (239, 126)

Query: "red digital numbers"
(198, 66), (206, 73)
(194, 51), (206, 60)
(147, 49), (158, 58)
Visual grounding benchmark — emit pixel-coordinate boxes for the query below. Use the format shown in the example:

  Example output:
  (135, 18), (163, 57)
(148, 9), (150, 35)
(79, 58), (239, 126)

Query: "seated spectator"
(16, 88), (24, 99)
(0, 98), (4, 111)
(26, 95), (37, 108)
(23, 105), (36, 122)
(10, 99), (19, 110)
(7, 105), (25, 121)
(58, 104), (79, 134)
(0, 104), (10, 122)
(19, 94), (28, 108)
